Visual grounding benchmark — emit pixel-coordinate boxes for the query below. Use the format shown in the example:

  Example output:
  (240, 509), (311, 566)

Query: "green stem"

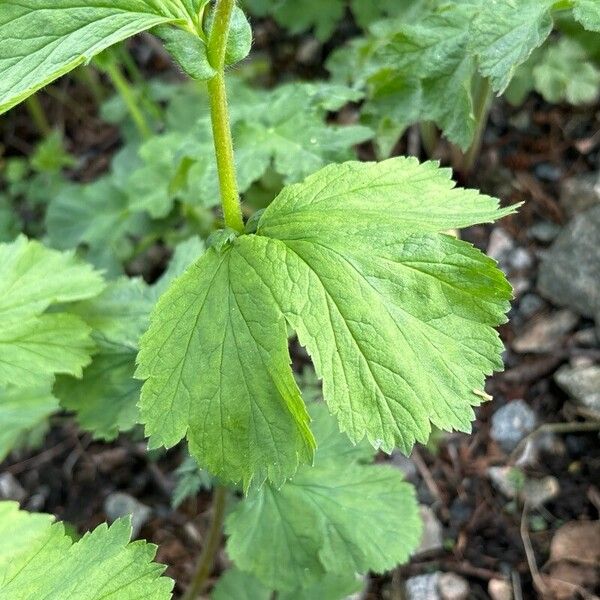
(103, 58), (152, 140)
(182, 486), (228, 600)
(460, 76), (492, 176)
(419, 121), (438, 158)
(206, 0), (244, 233)
(25, 95), (51, 137)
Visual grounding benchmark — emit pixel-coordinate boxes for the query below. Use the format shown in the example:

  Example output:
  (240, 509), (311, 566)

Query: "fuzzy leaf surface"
(0, 502), (173, 599)
(0, 0), (199, 113)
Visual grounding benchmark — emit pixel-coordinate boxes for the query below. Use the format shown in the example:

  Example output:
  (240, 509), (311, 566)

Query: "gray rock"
(438, 573), (469, 600)
(538, 206), (600, 318)
(405, 572), (469, 600)
(555, 364), (600, 416)
(508, 247), (534, 271)
(512, 309), (578, 354)
(519, 294), (545, 318)
(390, 452), (418, 482)
(490, 400), (536, 451)
(487, 228), (514, 267)
(521, 476), (560, 508)
(0, 473), (26, 502)
(487, 466), (521, 498)
(104, 492), (151, 538)
(405, 574), (440, 600)
(413, 505), (443, 556)
(529, 221), (561, 243)
(560, 172), (600, 217)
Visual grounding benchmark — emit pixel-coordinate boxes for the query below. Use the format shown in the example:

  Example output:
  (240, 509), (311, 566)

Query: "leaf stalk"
(182, 486), (228, 600)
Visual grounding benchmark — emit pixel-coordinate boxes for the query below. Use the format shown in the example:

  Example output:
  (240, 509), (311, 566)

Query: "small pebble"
(490, 400), (537, 451)
(405, 573), (440, 600)
(389, 452), (418, 482)
(508, 247), (533, 271)
(529, 221), (561, 243)
(0, 473), (26, 503)
(487, 228), (514, 267)
(555, 364), (600, 417)
(438, 573), (469, 600)
(512, 309), (578, 354)
(104, 492), (151, 538)
(413, 505), (443, 556)
(534, 163), (562, 182)
(488, 578), (513, 600)
(518, 293), (545, 318)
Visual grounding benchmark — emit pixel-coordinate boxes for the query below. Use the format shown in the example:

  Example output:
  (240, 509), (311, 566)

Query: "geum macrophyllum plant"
(0, 0), (521, 597)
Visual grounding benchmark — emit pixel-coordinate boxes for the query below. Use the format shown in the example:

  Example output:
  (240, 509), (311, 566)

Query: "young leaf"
(0, 383), (59, 461)
(533, 37), (600, 103)
(225, 404), (421, 591)
(138, 158), (514, 486)
(470, 0), (555, 93)
(0, 0), (200, 114)
(573, 0), (600, 31)
(0, 236), (104, 387)
(0, 502), (173, 599)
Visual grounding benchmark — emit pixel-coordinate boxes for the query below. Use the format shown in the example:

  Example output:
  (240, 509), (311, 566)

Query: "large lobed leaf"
(137, 157), (515, 487)
(225, 404), (421, 591)
(0, 502), (173, 599)
(0, 0), (203, 114)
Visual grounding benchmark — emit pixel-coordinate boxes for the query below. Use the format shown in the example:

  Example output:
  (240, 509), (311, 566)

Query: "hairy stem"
(459, 76), (492, 176)
(103, 58), (152, 140)
(182, 486), (228, 600)
(207, 0), (244, 233)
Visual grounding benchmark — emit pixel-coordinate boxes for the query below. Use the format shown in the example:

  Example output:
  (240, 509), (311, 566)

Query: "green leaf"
(56, 352), (140, 441)
(0, 0), (199, 114)
(0, 235), (104, 321)
(0, 236), (104, 387)
(533, 37), (600, 103)
(470, 0), (555, 92)
(180, 81), (373, 203)
(573, 0), (600, 31)
(0, 383), (59, 461)
(138, 158), (514, 486)
(0, 502), (173, 599)
(155, 24), (215, 81)
(212, 568), (363, 600)
(357, 4), (478, 150)
(172, 455), (213, 508)
(56, 245), (203, 441)
(0, 314), (96, 388)
(137, 246), (316, 489)
(225, 404), (421, 591)
(46, 178), (148, 273)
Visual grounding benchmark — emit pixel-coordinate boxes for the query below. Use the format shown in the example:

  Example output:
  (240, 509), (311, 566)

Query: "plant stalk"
(103, 58), (152, 140)
(459, 76), (492, 176)
(182, 486), (228, 600)
(25, 95), (51, 137)
(419, 121), (438, 158)
(206, 0), (244, 233)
